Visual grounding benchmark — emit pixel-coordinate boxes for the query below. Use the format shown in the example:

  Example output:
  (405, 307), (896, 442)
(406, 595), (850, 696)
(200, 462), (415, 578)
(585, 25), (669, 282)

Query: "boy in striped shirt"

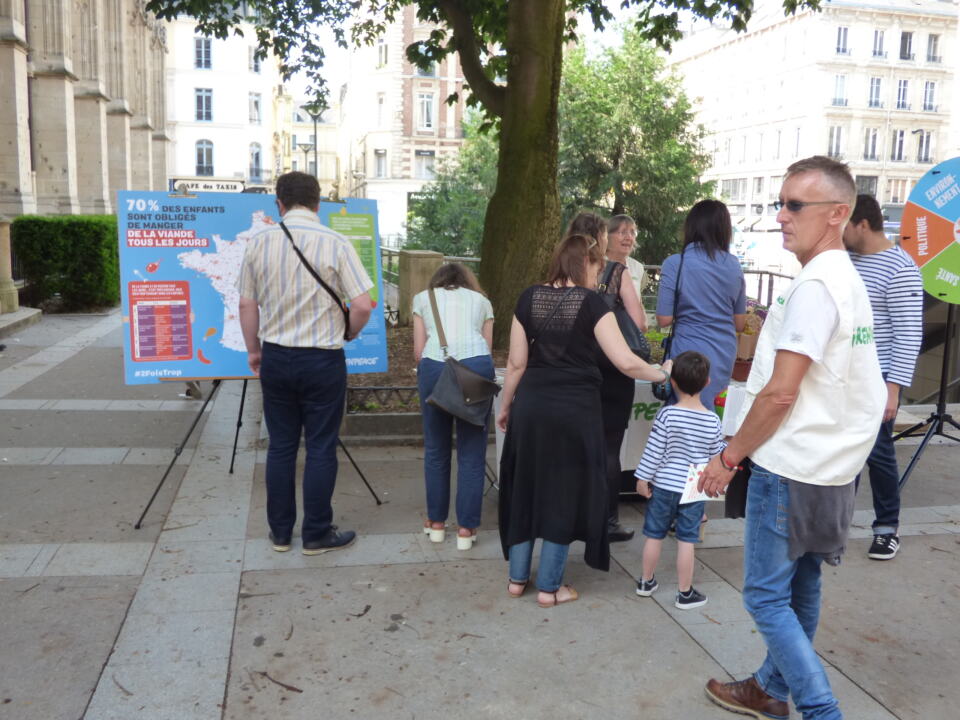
(634, 351), (724, 609)
(843, 194), (924, 560)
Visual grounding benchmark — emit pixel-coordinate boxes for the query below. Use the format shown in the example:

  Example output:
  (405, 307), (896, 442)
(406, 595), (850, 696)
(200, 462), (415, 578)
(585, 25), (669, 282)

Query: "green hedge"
(11, 215), (119, 309)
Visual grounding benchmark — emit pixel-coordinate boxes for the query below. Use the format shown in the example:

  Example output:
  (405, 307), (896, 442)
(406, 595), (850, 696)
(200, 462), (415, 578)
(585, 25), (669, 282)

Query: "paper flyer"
(679, 462), (723, 504)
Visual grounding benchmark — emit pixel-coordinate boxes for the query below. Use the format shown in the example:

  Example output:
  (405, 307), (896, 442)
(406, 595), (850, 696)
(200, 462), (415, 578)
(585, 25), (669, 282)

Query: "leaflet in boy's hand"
(679, 463), (722, 504)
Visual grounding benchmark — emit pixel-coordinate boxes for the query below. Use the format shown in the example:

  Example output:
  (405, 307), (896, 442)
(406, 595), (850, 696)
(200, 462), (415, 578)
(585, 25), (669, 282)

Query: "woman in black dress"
(496, 234), (670, 608)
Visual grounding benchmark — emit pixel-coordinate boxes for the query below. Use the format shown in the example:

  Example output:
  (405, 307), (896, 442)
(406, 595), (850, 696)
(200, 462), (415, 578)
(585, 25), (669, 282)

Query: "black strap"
(529, 286), (575, 346)
(663, 248), (686, 352)
(279, 221), (350, 339)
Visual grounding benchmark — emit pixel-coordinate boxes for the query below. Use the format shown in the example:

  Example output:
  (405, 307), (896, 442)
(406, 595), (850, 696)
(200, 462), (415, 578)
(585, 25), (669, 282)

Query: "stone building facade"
(0, 0), (169, 218)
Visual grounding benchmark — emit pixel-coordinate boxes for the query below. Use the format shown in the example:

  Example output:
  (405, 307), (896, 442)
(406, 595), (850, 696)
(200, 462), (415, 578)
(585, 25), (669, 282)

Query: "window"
(377, 38), (388, 67)
(827, 126), (843, 158)
(740, 135), (747, 163)
(417, 93), (435, 130)
(377, 93), (385, 127)
(248, 47), (261, 73)
(896, 80), (909, 110)
(774, 129), (781, 160)
(832, 75), (847, 106)
(249, 143), (262, 182)
(720, 178), (747, 202)
(753, 177), (764, 198)
(926, 34), (940, 62)
(414, 150), (436, 179)
(856, 175), (878, 197)
(863, 128), (879, 160)
(868, 77), (882, 108)
(917, 131), (933, 163)
(291, 160), (298, 171)
(767, 177), (781, 201)
(794, 127), (801, 157)
(292, 134), (298, 149)
(755, 134), (763, 162)
(194, 37), (211, 69)
(195, 140), (213, 176)
(836, 27), (849, 55)
(872, 30), (885, 58)
(886, 178), (908, 204)
(890, 129), (905, 161)
(249, 93), (261, 124)
(923, 82), (936, 111)
(899, 31), (913, 60)
(194, 88), (212, 121)
(723, 137), (732, 164)
(416, 61), (438, 77)
(374, 149), (387, 178)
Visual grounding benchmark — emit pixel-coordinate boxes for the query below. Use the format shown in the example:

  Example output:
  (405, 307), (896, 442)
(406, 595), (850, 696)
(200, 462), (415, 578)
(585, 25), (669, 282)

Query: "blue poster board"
(117, 191), (388, 384)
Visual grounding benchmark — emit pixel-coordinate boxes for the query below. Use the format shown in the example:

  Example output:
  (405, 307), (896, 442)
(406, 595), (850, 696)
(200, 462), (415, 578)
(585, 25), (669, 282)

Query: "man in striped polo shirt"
(238, 172), (373, 555)
(843, 193), (924, 560)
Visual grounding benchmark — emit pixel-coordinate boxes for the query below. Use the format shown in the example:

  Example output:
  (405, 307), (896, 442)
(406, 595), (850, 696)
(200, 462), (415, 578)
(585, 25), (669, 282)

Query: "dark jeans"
(861, 418), (900, 534)
(417, 355), (494, 529)
(260, 342), (346, 543)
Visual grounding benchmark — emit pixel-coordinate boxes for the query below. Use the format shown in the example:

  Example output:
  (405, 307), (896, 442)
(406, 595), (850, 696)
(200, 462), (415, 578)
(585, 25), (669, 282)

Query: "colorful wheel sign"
(900, 157), (960, 305)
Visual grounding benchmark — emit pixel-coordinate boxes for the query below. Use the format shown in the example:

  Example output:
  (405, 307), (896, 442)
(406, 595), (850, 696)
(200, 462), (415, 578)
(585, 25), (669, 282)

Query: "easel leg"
(229, 379), (249, 475)
(135, 379), (222, 529)
(338, 438), (382, 505)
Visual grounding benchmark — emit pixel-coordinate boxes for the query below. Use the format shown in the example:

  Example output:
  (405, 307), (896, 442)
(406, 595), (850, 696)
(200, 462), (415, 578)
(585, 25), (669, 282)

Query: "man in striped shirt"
(843, 194), (924, 561)
(238, 172), (373, 555)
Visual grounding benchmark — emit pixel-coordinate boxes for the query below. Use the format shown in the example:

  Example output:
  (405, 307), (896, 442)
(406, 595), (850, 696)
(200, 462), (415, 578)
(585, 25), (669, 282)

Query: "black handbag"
(279, 221), (350, 339)
(424, 288), (500, 426)
(652, 249), (687, 401)
(598, 261), (651, 362)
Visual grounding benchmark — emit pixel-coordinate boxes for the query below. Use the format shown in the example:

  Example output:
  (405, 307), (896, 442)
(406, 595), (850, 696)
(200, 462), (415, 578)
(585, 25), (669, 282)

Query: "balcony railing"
(923, 103), (938, 112)
(196, 165), (214, 176)
(868, 100), (884, 108)
(896, 101), (911, 110)
(900, 52), (915, 61)
(918, 156), (934, 164)
(863, 153), (879, 161)
(890, 154), (905, 162)
(831, 98), (849, 106)
(827, 151), (844, 160)
(926, 55), (942, 63)
(836, 47), (851, 56)
(872, 50), (887, 58)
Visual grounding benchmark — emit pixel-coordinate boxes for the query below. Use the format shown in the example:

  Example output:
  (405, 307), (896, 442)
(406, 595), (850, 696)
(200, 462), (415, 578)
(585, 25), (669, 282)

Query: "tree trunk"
(479, 0), (565, 348)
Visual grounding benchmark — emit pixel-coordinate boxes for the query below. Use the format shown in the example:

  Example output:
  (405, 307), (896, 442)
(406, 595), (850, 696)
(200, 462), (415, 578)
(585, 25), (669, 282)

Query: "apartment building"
(164, 16), (284, 189)
(337, 6), (468, 242)
(288, 103), (340, 195)
(669, 0), (956, 227)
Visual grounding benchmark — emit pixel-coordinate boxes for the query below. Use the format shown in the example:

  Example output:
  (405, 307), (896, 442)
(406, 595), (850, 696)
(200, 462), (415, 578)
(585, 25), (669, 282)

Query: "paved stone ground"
(1, 311), (958, 720)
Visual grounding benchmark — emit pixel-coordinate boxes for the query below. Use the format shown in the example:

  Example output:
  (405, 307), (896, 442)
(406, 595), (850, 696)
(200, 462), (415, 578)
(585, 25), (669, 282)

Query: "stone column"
(26, 0), (80, 214)
(398, 249), (444, 325)
(130, 121), (154, 190)
(103, 0), (131, 201)
(0, 217), (19, 313)
(126, 1), (153, 190)
(149, 20), (167, 190)
(0, 0), (36, 216)
(72, 0), (111, 213)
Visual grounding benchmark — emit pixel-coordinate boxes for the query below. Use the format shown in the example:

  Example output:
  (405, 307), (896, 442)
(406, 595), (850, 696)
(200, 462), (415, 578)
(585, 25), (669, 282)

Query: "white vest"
(735, 249), (885, 486)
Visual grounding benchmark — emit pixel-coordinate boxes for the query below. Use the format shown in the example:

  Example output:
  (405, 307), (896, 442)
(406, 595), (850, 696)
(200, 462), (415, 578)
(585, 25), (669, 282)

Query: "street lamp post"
(299, 142), (313, 175)
(308, 111), (321, 180)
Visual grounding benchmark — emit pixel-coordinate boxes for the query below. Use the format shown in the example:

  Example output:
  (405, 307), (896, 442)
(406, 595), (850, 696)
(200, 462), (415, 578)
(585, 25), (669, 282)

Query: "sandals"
(422, 521), (445, 543)
(537, 585), (579, 608)
(507, 580), (528, 598)
(457, 528), (478, 550)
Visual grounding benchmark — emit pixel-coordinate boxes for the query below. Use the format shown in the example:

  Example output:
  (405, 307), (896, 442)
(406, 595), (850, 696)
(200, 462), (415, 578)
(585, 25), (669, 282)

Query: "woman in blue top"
(413, 263), (495, 551)
(657, 200), (747, 409)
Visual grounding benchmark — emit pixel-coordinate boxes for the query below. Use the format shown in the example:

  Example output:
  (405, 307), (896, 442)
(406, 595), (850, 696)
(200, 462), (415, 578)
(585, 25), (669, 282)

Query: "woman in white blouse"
(413, 263), (495, 550)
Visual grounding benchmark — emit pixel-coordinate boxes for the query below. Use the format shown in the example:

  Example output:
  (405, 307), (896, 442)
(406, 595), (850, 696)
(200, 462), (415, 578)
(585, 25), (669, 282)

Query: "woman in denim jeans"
(413, 264), (494, 550)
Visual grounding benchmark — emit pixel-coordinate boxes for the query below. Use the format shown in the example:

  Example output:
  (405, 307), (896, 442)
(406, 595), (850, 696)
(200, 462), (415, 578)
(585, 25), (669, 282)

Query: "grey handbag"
(424, 288), (500, 426)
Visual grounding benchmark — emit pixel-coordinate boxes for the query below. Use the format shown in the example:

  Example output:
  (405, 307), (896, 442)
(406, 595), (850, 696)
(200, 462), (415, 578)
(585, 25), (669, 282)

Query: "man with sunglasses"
(698, 156), (885, 720)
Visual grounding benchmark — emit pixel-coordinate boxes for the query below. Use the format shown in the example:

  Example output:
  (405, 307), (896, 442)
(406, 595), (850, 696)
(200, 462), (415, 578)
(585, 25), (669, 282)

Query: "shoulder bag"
(652, 249), (686, 401)
(424, 288), (500, 426)
(597, 261), (651, 362)
(279, 221), (350, 340)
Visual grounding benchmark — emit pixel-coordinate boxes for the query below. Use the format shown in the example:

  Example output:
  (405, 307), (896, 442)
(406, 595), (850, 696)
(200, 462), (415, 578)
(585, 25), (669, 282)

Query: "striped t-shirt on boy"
(635, 406), (725, 493)
(849, 245), (923, 387)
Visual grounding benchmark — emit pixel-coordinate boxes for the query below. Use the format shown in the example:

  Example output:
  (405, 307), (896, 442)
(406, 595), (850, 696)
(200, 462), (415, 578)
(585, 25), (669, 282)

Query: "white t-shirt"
(412, 287), (494, 361)
(775, 280), (838, 363)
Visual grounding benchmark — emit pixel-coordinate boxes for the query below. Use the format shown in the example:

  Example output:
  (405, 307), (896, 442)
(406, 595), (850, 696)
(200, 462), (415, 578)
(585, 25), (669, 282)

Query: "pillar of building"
(130, 122), (154, 190)
(26, 0), (79, 214)
(125, 1), (154, 190)
(103, 0), (131, 201)
(71, 0), (111, 213)
(149, 22), (168, 191)
(0, 0), (36, 216)
(0, 217), (19, 313)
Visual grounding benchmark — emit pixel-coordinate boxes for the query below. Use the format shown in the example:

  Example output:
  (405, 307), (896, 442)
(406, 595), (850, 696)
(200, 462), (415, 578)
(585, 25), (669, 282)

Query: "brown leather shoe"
(705, 677), (789, 719)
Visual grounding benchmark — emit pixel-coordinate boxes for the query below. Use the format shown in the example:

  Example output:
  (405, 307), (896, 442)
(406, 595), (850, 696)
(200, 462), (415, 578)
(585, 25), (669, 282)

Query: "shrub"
(12, 215), (119, 309)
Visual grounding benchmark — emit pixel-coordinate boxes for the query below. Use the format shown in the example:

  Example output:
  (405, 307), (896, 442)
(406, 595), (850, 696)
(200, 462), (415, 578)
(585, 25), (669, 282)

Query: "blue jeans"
(417, 355), (493, 529)
(508, 540), (570, 592)
(860, 419), (900, 534)
(744, 465), (841, 720)
(642, 485), (704, 544)
(260, 342), (346, 544)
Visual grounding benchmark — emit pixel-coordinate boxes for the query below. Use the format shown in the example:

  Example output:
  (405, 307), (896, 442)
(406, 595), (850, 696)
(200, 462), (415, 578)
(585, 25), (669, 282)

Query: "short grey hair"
(785, 155), (856, 206)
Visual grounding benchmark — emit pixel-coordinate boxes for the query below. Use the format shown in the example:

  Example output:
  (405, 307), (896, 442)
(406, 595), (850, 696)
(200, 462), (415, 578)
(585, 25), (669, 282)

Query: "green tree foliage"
(145, 0), (820, 344)
(559, 27), (713, 265)
(404, 116), (498, 257)
(406, 31), (712, 265)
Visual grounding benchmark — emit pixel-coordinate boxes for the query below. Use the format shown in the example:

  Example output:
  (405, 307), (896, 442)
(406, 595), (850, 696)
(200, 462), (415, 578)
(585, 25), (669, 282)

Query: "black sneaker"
(868, 533), (900, 560)
(269, 532), (292, 552)
(675, 587), (708, 610)
(302, 526), (357, 556)
(608, 522), (635, 543)
(636, 576), (659, 597)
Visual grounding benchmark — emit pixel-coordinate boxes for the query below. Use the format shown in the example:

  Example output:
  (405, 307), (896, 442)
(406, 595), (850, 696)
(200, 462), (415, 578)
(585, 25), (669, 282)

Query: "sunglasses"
(772, 200), (846, 212)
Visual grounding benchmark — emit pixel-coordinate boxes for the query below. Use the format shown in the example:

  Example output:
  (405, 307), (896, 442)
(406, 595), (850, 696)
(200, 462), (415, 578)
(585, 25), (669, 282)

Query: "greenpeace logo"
(851, 326), (874, 347)
(776, 296), (785, 305)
